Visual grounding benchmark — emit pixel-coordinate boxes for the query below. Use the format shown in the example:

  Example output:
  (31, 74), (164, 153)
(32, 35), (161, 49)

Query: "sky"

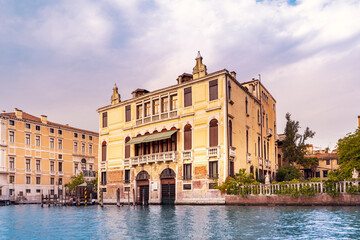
(0, 0), (359, 150)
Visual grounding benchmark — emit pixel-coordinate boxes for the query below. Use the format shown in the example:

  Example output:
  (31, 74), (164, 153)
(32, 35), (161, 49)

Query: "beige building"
(97, 52), (277, 204)
(0, 109), (98, 202)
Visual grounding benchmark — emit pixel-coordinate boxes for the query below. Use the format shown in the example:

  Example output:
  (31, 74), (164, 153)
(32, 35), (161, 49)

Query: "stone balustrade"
(130, 151), (177, 166)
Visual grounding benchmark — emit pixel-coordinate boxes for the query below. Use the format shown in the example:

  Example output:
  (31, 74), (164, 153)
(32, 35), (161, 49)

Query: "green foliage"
(310, 177), (321, 182)
(299, 185), (316, 198)
(277, 166), (302, 182)
(282, 113), (315, 166)
(337, 129), (360, 164)
(346, 185), (360, 195)
(323, 180), (339, 198)
(65, 173), (85, 194)
(215, 169), (258, 195)
(301, 157), (319, 170)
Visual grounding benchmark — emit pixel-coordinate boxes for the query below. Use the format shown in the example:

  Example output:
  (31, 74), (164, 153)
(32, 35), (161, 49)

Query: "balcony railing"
(229, 146), (236, 158)
(9, 168), (16, 173)
(25, 169), (32, 174)
(259, 157), (263, 166)
(267, 128), (273, 137)
(50, 170), (56, 175)
(247, 153), (251, 163)
(100, 162), (106, 169)
(207, 146), (220, 158)
(131, 151), (177, 166)
(265, 160), (271, 168)
(182, 150), (192, 160)
(136, 110), (178, 126)
(58, 171), (64, 175)
(35, 169), (42, 174)
(124, 159), (130, 167)
(83, 170), (96, 177)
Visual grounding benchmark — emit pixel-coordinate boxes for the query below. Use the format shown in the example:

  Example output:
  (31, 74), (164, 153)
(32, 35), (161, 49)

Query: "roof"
(1, 112), (98, 135)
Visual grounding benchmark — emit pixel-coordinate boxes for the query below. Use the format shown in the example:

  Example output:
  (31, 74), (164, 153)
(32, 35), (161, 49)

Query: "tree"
(65, 173), (85, 194)
(277, 166), (302, 182)
(282, 113), (315, 166)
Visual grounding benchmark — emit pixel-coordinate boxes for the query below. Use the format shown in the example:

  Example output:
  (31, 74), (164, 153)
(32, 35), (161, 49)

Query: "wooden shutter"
(184, 124), (192, 150)
(209, 79), (218, 101)
(102, 112), (108, 128)
(102, 142), (107, 161)
(125, 137), (130, 158)
(184, 87), (192, 107)
(209, 119), (218, 147)
(125, 105), (131, 122)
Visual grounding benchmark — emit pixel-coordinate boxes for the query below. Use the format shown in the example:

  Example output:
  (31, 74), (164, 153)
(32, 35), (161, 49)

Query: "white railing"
(182, 150), (192, 160)
(135, 110), (178, 126)
(207, 146), (219, 158)
(100, 162), (106, 169)
(124, 159), (130, 167)
(58, 171), (64, 175)
(50, 170), (56, 175)
(131, 151), (177, 166)
(267, 128), (273, 137)
(259, 157), (263, 166)
(25, 169), (32, 174)
(229, 147), (236, 158)
(9, 168), (16, 173)
(247, 153), (251, 163)
(35, 169), (42, 174)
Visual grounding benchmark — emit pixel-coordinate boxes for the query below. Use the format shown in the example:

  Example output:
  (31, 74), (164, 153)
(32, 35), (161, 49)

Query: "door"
(161, 178), (175, 205)
(137, 180), (149, 205)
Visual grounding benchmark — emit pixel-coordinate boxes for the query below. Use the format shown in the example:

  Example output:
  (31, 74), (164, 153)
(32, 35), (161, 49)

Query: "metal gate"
(161, 179), (175, 205)
(139, 184), (149, 205)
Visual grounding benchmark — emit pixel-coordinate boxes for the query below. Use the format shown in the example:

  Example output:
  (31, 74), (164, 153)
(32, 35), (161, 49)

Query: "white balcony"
(267, 128), (273, 137)
(50, 170), (56, 175)
(182, 150), (192, 160)
(25, 169), (32, 174)
(131, 151), (177, 166)
(247, 153), (251, 163)
(9, 168), (16, 173)
(207, 146), (220, 158)
(58, 171), (64, 175)
(275, 164), (279, 170)
(124, 159), (130, 167)
(35, 169), (42, 174)
(229, 147), (236, 158)
(136, 110), (178, 126)
(100, 162), (106, 169)
(259, 157), (263, 166)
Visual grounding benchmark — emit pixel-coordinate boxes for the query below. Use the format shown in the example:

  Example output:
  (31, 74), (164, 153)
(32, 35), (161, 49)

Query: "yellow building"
(358, 115), (360, 128)
(0, 108), (98, 202)
(97, 52), (277, 204)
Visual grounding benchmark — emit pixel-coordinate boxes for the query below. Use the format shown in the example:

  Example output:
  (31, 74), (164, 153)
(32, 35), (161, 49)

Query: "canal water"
(1, 205), (360, 239)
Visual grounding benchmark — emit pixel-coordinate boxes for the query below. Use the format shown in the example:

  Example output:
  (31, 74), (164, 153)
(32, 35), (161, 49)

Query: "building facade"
(0, 109), (98, 202)
(97, 52), (277, 204)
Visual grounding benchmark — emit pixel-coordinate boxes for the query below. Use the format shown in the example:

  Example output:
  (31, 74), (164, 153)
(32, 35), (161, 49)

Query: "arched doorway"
(136, 170), (150, 205)
(160, 168), (176, 205)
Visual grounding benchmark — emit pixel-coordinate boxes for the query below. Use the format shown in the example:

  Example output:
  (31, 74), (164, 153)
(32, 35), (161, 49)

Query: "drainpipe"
(224, 74), (229, 182)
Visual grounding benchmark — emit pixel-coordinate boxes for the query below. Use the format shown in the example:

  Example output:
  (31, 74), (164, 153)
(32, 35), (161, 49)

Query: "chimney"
(41, 115), (47, 124)
(230, 71), (236, 79)
(2, 110), (5, 113)
(14, 108), (23, 119)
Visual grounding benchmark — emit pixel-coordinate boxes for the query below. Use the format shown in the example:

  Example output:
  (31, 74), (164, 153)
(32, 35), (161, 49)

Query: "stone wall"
(226, 194), (360, 206)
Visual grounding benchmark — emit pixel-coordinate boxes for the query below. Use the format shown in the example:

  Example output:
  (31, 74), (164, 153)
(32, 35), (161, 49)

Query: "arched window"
(264, 141), (266, 160)
(257, 109), (260, 124)
(209, 119), (218, 147)
(184, 124), (192, 150)
(229, 120), (232, 146)
(125, 137), (130, 159)
(245, 97), (248, 115)
(258, 137), (261, 158)
(246, 130), (249, 153)
(102, 141), (107, 162)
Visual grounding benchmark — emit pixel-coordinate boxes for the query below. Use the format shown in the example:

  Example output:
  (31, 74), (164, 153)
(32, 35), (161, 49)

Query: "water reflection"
(0, 205), (359, 239)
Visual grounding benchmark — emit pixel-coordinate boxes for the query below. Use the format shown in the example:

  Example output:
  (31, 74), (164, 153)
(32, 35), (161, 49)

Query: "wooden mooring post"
(116, 188), (120, 207)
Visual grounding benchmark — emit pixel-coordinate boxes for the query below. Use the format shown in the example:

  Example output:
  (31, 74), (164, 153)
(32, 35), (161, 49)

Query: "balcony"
(83, 170), (96, 178)
(265, 160), (271, 168)
(9, 168), (16, 173)
(58, 171), (64, 175)
(123, 179), (130, 184)
(100, 162), (107, 169)
(131, 151), (177, 166)
(267, 128), (273, 137)
(136, 110), (178, 126)
(207, 146), (220, 158)
(182, 150), (192, 160)
(50, 170), (56, 175)
(124, 159), (130, 167)
(259, 157), (263, 166)
(275, 164), (279, 170)
(35, 169), (42, 174)
(247, 153), (251, 163)
(229, 147), (236, 158)
(25, 168), (32, 174)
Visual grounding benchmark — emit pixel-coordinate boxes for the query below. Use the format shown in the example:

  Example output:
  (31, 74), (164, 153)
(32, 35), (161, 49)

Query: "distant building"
(358, 115), (360, 128)
(0, 109), (99, 202)
(97, 52), (278, 204)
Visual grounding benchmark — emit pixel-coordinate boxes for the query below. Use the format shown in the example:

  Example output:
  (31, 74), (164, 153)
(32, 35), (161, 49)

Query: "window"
(153, 99), (159, 115)
(89, 164), (92, 171)
(26, 123), (31, 129)
(316, 172), (320, 178)
(144, 102), (151, 117)
(9, 120), (15, 126)
(229, 120), (232, 147)
(228, 81), (231, 101)
(58, 154), (62, 160)
(89, 144), (93, 154)
(184, 124), (192, 150)
(9, 131), (14, 143)
(50, 138), (54, 149)
(25, 134), (30, 145)
(58, 130), (62, 135)
(125, 137), (130, 159)
(209, 119), (218, 147)
(125, 105), (131, 122)
(82, 134), (85, 139)
(50, 128), (54, 134)
(74, 133), (78, 138)
(209, 161), (218, 179)
(26, 176), (31, 184)
(9, 157), (15, 170)
(9, 176), (15, 184)
(35, 136), (40, 146)
(257, 110), (260, 124)
(58, 139), (62, 149)
(26, 189), (31, 193)
(102, 112), (108, 128)
(170, 95), (177, 110)
(9, 189), (14, 195)
(74, 142), (78, 152)
(26, 159), (30, 170)
(246, 130), (249, 153)
(183, 184), (191, 190)
(229, 160), (234, 178)
(264, 141), (266, 160)
(209, 79), (218, 101)
(136, 105), (143, 119)
(35, 125), (41, 131)
(258, 137), (261, 158)
(102, 141), (107, 161)
(36, 177), (41, 184)
(184, 87), (192, 107)
(50, 178), (55, 185)
(82, 143), (85, 153)
(89, 136), (93, 141)
(124, 169), (130, 183)
(171, 133), (177, 151)
(101, 172), (107, 185)
(74, 163), (78, 173)
(36, 160), (41, 171)
(326, 160), (330, 165)
(183, 163), (192, 180)
(323, 170), (328, 178)
(58, 162), (63, 172)
(50, 161), (54, 172)
(36, 189), (41, 193)
(245, 97), (248, 115)
(161, 97), (168, 112)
